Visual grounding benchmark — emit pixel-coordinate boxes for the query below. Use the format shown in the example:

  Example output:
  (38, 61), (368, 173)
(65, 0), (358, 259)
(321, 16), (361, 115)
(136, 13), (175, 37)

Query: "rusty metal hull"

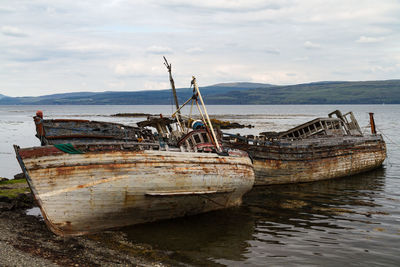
(15, 146), (254, 236)
(227, 135), (386, 185)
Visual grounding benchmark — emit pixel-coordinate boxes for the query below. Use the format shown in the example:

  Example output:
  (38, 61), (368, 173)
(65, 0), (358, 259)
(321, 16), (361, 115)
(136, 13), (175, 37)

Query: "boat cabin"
(267, 110), (363, 140)
(177, 129), (218, 152)
(222, 110), (366, 146)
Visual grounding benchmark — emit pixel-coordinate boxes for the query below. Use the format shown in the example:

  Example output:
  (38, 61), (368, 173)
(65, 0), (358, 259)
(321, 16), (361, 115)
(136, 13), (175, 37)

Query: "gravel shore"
(0, 179), (169, 267)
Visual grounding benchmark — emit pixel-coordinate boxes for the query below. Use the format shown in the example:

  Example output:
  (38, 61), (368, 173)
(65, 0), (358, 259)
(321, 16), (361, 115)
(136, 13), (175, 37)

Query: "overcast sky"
(1, 0), (399, 97)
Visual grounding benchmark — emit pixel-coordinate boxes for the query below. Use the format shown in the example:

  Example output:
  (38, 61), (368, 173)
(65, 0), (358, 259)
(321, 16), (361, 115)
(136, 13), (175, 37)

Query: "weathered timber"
(223, 110), (386, 185)
(259, 110), (363, 140)
(14, 143), (254, 236)
(229, 135), (386, 185)
(34, 117), (155, 145)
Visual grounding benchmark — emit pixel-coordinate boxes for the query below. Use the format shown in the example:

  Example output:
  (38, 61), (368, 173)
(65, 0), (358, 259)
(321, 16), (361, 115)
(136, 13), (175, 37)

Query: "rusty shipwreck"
(223, 110), (386, 185)
(14, 74), (254, 236)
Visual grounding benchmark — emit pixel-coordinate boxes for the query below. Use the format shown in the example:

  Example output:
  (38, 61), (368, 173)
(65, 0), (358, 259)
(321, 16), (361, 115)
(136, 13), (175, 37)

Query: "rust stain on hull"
(254, 149), (386, 185)
(227, 135), (386, 185)
(223, 110), (387, 185)
(15, 146), (254, 236)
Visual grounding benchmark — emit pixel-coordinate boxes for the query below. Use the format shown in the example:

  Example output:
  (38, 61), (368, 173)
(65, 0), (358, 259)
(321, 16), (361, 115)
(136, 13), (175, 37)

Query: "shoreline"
(0, 177), (170, 266)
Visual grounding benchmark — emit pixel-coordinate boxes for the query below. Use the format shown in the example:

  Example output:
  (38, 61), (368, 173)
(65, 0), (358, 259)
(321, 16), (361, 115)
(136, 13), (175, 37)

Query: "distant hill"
(0, 80), (399, 105)
(0, 83), (269, 105)
(204, 80), (400, 104)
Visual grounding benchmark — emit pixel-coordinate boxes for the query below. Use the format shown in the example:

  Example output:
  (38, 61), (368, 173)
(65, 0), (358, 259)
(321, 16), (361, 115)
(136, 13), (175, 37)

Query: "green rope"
(54, 143), (84, 154)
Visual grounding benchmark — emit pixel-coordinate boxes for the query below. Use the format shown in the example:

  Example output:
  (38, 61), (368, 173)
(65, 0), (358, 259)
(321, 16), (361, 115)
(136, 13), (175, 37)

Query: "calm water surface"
(1, 105), (399, 266)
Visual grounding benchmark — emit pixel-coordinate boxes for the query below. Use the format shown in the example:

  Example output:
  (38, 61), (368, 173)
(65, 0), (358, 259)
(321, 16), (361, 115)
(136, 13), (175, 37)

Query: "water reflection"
(123, 207), (255, 266)
(246, 167), (386, 226)
(122, 168), (390, 266)
(234, 168), (398, 266)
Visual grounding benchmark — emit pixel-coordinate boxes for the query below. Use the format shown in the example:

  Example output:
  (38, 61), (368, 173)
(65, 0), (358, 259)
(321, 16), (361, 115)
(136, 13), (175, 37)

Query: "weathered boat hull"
(227, 135), (386, 185)
(34, 118), (154, 145)
(15, 145), (254, 236)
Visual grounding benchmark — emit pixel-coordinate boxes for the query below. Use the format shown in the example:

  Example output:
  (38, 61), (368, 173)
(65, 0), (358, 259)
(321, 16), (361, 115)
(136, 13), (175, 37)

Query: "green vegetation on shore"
(0, 187), (29, 199)
(0, 179), (29, 199)
(0, 179), (26, 185)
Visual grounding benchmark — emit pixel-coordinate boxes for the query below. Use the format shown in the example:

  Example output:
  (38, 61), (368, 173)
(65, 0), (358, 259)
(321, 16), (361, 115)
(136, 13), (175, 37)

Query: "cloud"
(332, 71), (351, 76)
(60, 42), (121, 52)
(142, 81), (170, 90)
(364, 65), (396, 74)
(185, 47), (204, 54)
(146, 45), (173, 55)
(114, 62), (146, 76)
(304, 41), (321, 50)
(113, 61), (166, 77)
(357, 36), (385, 43)
(0, 7), (15, 14)
(1, 26), (28, 37)
(2, 46), (49, 62)
(264, 49), (280, 55)
(293, 57), (309, 62)
(250, 70), (304, 84)
(107, 81), (126, 89)
(212, 64), (252, 80)
(158, 0), (286, 12)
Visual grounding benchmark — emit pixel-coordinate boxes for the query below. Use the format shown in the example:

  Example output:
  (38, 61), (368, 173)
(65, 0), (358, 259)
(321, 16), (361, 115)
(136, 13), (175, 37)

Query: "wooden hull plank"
(15, 146), (254, 236)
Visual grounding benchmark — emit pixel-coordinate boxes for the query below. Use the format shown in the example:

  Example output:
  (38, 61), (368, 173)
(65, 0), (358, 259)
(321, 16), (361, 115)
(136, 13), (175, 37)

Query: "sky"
(1, 0), (400, 97)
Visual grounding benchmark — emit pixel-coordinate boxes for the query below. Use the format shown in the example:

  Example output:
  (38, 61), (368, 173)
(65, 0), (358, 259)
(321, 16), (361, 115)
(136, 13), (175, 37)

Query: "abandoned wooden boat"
(14, 142), (253, 236)
(223, 110), (386, 185)
(16, 72), (254, 236)
(33, 111), (154, 145)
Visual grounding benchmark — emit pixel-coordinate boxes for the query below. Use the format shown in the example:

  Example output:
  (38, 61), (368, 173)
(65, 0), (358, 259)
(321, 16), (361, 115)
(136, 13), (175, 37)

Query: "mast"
(191, 76), (222, 152)
(163, 57), (180, 119)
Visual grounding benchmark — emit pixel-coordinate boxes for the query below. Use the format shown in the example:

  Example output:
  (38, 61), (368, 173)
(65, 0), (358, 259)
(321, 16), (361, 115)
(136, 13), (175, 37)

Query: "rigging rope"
(377, 127), (400, 148)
